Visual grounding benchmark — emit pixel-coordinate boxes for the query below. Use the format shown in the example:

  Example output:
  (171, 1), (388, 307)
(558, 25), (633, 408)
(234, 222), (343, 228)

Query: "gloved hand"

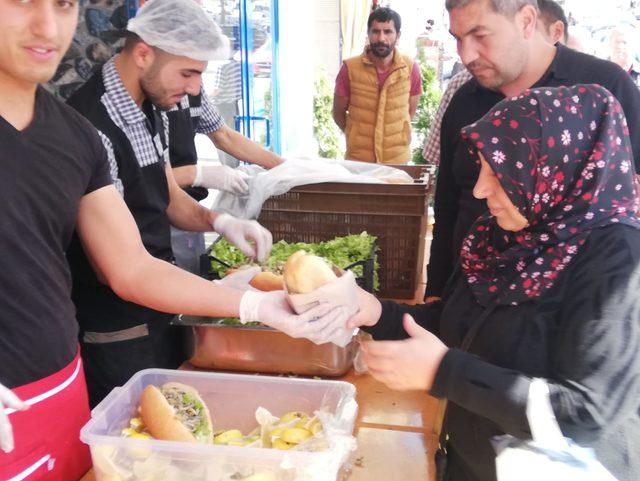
(240, 290), (352, 345)
(0, 383), (28, 453)
(213, 213), (272, 262)
(192, 164), (250, 195)
(213, 265), (261, 291)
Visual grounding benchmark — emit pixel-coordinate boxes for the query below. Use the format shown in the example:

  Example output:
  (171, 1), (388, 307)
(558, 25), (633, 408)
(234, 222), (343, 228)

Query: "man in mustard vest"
(333, 7), (422, 164)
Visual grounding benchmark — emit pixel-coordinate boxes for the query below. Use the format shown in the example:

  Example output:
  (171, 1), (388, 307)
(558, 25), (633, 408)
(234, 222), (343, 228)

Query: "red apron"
(0, 349), (92, 481)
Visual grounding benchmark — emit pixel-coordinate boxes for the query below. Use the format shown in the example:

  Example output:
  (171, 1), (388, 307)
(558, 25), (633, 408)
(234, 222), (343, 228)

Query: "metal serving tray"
(175, 315), (357, 377)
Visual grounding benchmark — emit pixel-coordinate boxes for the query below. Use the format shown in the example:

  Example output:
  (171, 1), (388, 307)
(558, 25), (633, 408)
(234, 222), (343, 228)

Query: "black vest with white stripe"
(66, 70), (174, 332)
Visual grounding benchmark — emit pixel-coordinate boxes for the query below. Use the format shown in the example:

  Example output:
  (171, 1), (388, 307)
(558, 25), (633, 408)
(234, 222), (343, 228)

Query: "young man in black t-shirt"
(0, 0), (349, 477)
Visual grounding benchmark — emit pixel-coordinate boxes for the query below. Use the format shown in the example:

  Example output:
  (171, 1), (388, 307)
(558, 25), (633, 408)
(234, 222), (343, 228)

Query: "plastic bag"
(212, 158), (414, 219)
(352, 331), (372, 374)
(493, 379), (618, 481)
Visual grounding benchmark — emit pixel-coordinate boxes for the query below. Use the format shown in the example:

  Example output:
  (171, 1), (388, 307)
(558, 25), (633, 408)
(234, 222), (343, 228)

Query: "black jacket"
(367, 224), (640, 481)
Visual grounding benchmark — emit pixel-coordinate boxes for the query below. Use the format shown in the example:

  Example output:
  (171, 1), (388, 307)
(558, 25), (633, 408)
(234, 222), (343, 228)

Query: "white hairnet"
(127, 0), (230, 62)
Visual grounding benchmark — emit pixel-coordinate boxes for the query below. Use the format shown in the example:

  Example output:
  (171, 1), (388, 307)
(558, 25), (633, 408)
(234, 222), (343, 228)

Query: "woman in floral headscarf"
(349, 84), (640, 481)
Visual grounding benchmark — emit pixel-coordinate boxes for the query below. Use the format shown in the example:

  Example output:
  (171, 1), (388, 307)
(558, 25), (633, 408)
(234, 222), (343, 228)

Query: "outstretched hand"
(359, 314), (448, 391)
(240, 290), (353, 345)
(346, 287), (382, 329)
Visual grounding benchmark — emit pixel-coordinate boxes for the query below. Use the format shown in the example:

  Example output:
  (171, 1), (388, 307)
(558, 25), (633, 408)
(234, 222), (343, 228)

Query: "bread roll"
(140, 382), (213, 443)
(283, 251), (337, 294)
(249, 271), (284, 291)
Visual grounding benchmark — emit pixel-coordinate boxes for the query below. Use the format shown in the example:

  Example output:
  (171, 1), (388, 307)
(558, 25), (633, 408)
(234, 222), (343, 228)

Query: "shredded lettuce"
(210, 232), (378, 290)
(193, 422), (211, 441)
(217, 317), (259, 327)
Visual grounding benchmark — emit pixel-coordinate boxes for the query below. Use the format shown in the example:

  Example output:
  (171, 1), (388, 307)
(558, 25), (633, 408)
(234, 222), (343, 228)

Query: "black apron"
(67, 72), (185, 408)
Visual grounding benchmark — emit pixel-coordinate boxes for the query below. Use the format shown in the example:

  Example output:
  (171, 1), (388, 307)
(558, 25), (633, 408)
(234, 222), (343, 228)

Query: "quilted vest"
(344, 49), (413, 164)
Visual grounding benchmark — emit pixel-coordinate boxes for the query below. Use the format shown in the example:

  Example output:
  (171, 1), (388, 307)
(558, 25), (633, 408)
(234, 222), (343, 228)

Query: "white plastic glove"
(0, 383), (28, 453)
(240, 290), (352, 345)
(213, 265), (261, 291)
(192, 164), (249, 195)
(213, 213), (273, 262)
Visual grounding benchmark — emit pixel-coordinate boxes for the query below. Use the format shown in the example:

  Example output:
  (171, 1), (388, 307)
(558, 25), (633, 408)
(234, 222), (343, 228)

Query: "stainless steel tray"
(175, 315), (356, 377)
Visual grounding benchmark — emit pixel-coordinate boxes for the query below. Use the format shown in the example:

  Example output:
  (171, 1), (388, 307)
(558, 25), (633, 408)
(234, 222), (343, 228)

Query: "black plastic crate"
(257, 165), (429, 298)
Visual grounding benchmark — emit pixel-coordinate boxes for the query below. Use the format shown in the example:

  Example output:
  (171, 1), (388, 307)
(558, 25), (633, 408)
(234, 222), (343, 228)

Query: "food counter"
(80, 368), (438, 481)
(338, 370), (438, 481)
(81, 224), (435, 481)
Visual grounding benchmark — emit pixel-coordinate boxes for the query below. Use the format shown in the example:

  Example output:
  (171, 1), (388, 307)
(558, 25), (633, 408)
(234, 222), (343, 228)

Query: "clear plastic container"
(81, 369), (358, 481)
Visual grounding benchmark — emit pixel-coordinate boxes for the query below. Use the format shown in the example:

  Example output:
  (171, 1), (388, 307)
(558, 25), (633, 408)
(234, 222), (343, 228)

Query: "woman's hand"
(346, 287), (382, 329)
(360, 314), (449, 391)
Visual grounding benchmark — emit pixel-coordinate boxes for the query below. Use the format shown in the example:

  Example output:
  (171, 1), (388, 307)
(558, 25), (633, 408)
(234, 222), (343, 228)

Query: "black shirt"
(0, 88), (111, 388)
(369, 224), (640, 481)
(426, 44), (640, 296)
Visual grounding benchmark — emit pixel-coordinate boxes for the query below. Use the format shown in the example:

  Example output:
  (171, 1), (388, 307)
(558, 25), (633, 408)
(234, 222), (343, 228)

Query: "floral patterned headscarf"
(460, 84), (640, 306)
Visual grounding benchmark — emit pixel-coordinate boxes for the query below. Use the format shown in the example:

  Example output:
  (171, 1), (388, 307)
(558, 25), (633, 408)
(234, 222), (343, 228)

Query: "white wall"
(314, 0), (342, 82)
(387, 0), (444, 58)
(277, 0), (319, 157)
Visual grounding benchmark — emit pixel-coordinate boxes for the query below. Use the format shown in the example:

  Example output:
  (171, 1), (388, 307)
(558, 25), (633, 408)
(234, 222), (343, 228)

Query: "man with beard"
(332, 7), (421, 164)
(424, 0), (640, 302)
(65, 0), (290, 408)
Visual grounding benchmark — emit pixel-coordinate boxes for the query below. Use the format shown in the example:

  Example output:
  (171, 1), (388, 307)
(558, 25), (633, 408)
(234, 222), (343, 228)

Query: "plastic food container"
(81, 369), (358, 481)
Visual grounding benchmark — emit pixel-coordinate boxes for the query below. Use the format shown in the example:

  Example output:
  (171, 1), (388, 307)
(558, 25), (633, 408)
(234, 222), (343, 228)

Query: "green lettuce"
(210, 232), (378, 290)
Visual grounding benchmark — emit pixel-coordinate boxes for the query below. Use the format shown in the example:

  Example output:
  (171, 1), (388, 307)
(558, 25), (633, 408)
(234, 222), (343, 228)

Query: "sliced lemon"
(281, 427), (312, 444)
(272, 438), (294, 450)
(214, 429), (244, 445)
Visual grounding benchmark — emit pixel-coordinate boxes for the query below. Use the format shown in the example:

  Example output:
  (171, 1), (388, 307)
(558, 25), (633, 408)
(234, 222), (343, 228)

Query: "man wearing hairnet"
(164, 9), (285, 274)
(65, 0), (277, 407)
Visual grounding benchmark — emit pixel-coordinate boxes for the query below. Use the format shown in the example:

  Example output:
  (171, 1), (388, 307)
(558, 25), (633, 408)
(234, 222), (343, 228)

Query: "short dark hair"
(368, 7), (402, 32)
(538, 0), (568, 40)
(123, 31), (143, 52)
(446, 0), (538, 17)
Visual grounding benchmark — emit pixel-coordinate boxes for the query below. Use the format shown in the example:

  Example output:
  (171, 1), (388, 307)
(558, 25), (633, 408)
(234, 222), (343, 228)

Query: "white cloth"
(212, 158), (414, 219)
